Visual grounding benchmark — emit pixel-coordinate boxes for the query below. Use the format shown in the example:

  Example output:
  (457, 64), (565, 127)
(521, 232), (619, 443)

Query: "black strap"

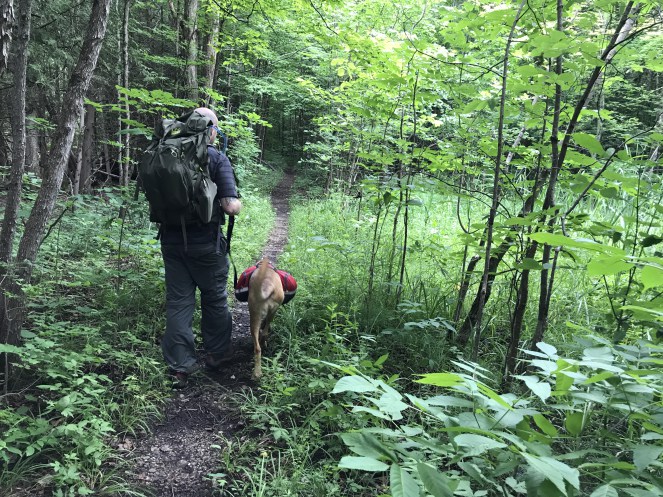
(226, 215), (238, 286)
(180, 216), (188, 253)
(227, 215), (235, 254)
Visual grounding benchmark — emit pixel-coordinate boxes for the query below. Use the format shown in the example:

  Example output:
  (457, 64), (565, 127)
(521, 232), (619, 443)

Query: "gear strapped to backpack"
(139, 110), (222, 250)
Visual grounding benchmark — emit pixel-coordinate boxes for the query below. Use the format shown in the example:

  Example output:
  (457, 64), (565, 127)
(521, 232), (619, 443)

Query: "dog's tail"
(252, 257), (285, 304)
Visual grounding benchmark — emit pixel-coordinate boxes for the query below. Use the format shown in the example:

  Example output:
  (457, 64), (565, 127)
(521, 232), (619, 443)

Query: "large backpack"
(139, 110), (218, 227)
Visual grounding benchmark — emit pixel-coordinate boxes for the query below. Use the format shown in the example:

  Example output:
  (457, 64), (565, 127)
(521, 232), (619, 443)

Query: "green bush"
(1, 191), (166, 496)
(332, 336), (663, 497)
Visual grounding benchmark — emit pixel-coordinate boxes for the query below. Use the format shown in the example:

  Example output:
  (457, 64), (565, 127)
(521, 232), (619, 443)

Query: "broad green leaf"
(583, 371), (615, 384)
(642, 432), (663, 441)
(461, 99), (488, 114)
(505, 217), (534, 227)
(340, 432), (397, 462)
(536, 342), (558, 357)
(522, 453), (580, 494)
(427, 395), (474, 408)
(583, 346), (614, 360)
(352, 406), (391, 420)
(417, 463), (454, 497)
(565, 412), (583, 436)
(589, 485), (618, 497)
(580, 360), (624, 373)
(524, 466), (546, 496)
(339, 456), (388, 472)
(528, 358), (558, 373)
(641, 265), (663, 290)
(416, 373), (463, 387)
(620, 305), (663, 321)
(454, 434), (507, 456)
(0, 344), (23, 354)
(555, 372), (574, 393)
(623, 489), (663, 497)
(458, 461), (491, 485)
(517, 258), (543, 270)
(572, 133), (605, 155)
(533, 414), (558, 437)
(633, 444), (663, 471)
(599, 187), (619, 199)
(332, 375), (377, 394)
(390, 464), (419, 497)
(477, 383), (513, 409)
(516, 375), (552, 402)
(373, 392), (409, 419)
(528, 233), (623, 255)
(641, 235), (663, 248)
(587, 256), (634, 276)
(450, 360), (493, 379)
(375, 354), (389, 366)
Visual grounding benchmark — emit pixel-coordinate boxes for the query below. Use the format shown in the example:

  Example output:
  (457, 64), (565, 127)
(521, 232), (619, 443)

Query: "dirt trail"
(123, 170), (294, 497)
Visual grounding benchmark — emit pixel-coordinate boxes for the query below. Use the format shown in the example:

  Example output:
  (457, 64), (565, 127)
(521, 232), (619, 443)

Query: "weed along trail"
(124, 170), (295, 497)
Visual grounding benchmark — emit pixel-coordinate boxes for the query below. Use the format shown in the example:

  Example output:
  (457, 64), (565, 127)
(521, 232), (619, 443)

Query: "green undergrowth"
(0, 181), (274, 496)
(214, 185), (662, 496)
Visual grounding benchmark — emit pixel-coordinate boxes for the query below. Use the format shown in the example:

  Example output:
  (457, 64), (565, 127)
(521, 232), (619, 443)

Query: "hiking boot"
(172, 371), (189, 389)
(205, 347), (234, 371)
(169, 363), (200, 389)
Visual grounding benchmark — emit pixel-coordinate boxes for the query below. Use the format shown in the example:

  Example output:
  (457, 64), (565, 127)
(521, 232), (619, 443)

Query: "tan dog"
(248, 257), (284, 379)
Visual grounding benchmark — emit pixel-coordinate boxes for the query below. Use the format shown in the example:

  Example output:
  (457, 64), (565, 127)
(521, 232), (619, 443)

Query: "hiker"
(152, 107), (241, 387)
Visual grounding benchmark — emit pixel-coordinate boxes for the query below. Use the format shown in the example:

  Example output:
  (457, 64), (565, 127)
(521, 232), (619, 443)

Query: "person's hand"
(221, 197), (242, 215)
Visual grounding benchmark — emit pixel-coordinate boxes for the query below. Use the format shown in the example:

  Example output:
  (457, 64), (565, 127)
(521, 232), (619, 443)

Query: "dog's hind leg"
(250, 311), (265, 380)
(260, 307), (278, 350)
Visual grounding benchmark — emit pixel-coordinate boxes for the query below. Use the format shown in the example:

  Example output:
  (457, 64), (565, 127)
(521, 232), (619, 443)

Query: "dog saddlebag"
(234, 265), (257, 302)
(276, 269), (297, 304)
(233, 264), (297, 304)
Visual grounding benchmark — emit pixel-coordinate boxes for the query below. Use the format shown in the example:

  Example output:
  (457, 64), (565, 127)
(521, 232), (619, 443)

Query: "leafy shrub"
(0, 191), (167, 496)
(332, 336), (663, 497)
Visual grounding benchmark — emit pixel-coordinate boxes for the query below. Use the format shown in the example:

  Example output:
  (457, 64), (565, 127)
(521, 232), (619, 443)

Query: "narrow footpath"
(123, 170), (295, 497)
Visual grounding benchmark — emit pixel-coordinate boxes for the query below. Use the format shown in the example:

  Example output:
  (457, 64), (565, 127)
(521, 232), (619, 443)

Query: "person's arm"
(209, 147), (242, 215)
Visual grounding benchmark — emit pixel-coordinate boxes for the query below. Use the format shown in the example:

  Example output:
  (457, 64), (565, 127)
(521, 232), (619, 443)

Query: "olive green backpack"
(139, 110), (218, 228)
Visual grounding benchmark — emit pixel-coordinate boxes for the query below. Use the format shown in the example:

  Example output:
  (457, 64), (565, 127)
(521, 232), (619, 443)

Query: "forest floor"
(121, 170), (294, 497)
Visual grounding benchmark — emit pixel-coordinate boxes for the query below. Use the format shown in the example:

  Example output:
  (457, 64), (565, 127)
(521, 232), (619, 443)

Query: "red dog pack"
(234, 262), (297, 304)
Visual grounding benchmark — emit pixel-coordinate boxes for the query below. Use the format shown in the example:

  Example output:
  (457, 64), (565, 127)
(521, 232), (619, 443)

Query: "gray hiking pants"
(161, 241), (232, 373)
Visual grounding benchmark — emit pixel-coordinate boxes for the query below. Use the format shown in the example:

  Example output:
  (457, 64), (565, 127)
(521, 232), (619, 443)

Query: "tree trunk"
(530, 1), (640, 349)
(119, 0), (131, 187)
(458, 0), (528, 356)
(204, 13), (219, 92)
(0, 0), (30, 357)
(0, 0), (30, 266)
(100, 110), (112, 185)
(184, 0), (199, 101)
(1, 0), (112, 349)
(72, 113), (85, 196)
(25, 114), (40, 172)
(454, 254), (480, 322)
(503, 240), (538, 382)
(79, 104), (95, 193)
(0, 0), (13, 75)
